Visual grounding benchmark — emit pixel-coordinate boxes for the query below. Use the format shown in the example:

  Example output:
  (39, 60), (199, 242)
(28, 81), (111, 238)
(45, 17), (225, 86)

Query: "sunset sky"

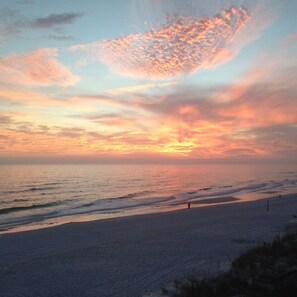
(0, 0), (296, 163)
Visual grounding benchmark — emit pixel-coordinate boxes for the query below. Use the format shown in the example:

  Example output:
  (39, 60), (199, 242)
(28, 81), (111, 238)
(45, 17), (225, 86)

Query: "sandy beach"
(0, 194), (296, 297)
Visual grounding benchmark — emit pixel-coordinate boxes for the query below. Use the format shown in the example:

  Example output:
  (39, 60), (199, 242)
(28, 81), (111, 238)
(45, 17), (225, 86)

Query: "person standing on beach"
(188, 202), (191, 209)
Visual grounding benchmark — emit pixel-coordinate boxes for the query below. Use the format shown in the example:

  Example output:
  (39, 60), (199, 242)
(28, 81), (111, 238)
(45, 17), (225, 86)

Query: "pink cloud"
(0, 48), (79, 87)
(1, 44), (296, 160)
(205, 48), (238, 68)
(71, 6), (250, 80)
(0, 86), (50, 102)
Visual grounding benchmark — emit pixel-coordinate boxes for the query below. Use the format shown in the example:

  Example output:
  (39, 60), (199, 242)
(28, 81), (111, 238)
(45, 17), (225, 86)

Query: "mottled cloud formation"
(0, 48), (79, 87)
(71, 6), (250, 79)
(31, 13), (82, 28)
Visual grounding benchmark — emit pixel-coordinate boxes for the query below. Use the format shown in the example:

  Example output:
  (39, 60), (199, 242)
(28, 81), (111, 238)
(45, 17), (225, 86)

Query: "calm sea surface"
(0, 164), (297, 233)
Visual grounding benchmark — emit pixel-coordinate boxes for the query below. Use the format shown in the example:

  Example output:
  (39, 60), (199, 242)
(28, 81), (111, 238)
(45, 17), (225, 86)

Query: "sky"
(0, 0), (296, 164)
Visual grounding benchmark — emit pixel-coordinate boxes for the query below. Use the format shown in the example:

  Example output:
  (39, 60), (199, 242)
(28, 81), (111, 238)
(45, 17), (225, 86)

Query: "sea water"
(0, 163), (297, 233)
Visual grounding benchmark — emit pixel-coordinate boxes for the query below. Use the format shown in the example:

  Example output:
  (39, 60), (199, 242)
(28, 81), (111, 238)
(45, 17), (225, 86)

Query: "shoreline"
(1, 189), (293, 235)
(0, 195), (240, 234)
(0, 193), (296, 297)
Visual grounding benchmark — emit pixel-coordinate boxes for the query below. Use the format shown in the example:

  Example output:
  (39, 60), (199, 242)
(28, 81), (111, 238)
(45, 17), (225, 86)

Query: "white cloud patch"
(106, 81), (177, 95)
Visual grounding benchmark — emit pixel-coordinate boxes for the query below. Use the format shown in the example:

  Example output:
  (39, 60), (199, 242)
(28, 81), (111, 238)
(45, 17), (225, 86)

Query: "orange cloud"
(71, 6), (250, 80)
(0, 48), (79, 87)
(1, 58), (296, 160)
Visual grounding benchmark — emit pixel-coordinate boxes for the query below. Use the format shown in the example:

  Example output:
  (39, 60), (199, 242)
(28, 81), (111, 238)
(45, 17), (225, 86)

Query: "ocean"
(1, 163), (297, 233)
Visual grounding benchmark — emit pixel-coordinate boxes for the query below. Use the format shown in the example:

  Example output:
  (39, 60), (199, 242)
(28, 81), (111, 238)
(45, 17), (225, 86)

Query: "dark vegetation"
(164, 232), (297, 297)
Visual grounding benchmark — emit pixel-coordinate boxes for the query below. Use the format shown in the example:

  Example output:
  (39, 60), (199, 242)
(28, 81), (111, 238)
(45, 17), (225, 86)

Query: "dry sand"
(0, 194), (296, 297)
